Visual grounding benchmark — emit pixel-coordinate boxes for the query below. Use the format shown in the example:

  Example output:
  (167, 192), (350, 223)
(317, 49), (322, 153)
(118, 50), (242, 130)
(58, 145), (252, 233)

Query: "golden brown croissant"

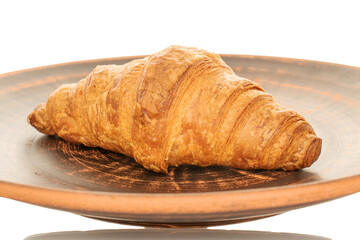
(28, 45), (321, 173)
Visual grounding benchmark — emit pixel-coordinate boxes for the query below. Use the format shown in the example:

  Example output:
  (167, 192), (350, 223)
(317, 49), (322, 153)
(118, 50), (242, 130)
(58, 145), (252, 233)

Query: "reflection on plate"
(25, 229), (331, 240)
(0, 55), (360, 227)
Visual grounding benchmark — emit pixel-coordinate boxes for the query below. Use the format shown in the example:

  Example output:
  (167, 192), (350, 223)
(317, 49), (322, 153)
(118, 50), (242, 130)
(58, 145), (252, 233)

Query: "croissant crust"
(28, 45), (322, 173)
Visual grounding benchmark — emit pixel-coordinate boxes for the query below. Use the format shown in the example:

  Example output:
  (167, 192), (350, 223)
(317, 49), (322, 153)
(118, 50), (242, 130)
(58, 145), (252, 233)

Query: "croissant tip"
(28, 103), (56, 135)
(27, 109), (40, 128)
(302, 136), (322, 168)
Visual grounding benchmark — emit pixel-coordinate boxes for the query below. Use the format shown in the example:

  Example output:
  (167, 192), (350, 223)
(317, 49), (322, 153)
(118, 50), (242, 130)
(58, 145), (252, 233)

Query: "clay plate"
(0, 55), (360, 227)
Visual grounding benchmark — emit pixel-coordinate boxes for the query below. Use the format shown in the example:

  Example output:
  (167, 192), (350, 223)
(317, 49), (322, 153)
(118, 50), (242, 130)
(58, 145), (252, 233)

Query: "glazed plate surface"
(0, 55), (360, 227)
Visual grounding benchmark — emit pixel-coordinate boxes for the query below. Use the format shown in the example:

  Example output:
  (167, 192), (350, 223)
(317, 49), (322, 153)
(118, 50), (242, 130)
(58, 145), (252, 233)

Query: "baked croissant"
(28, 45), (321, 173)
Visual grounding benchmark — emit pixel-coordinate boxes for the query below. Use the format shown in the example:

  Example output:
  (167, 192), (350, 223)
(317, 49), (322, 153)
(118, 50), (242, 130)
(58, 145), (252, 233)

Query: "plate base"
(82, 214), (281, 228)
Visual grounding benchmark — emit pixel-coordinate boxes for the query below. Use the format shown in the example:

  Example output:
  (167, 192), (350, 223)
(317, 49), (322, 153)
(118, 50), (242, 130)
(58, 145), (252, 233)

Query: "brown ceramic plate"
(0, 55), (360, 228)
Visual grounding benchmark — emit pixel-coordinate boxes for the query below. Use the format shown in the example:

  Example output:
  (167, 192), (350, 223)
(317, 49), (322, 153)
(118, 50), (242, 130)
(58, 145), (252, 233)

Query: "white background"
(0, 0), (359, 239)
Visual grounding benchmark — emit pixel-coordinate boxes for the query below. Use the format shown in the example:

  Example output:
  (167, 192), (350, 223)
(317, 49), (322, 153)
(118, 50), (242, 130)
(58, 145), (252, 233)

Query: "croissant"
(28, 45), (321, 173)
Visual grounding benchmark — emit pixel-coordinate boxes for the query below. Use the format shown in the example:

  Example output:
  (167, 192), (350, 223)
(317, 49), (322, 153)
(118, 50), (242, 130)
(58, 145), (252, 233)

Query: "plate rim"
(1, 175), (359, 216)
(1, 53), (360, 78)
